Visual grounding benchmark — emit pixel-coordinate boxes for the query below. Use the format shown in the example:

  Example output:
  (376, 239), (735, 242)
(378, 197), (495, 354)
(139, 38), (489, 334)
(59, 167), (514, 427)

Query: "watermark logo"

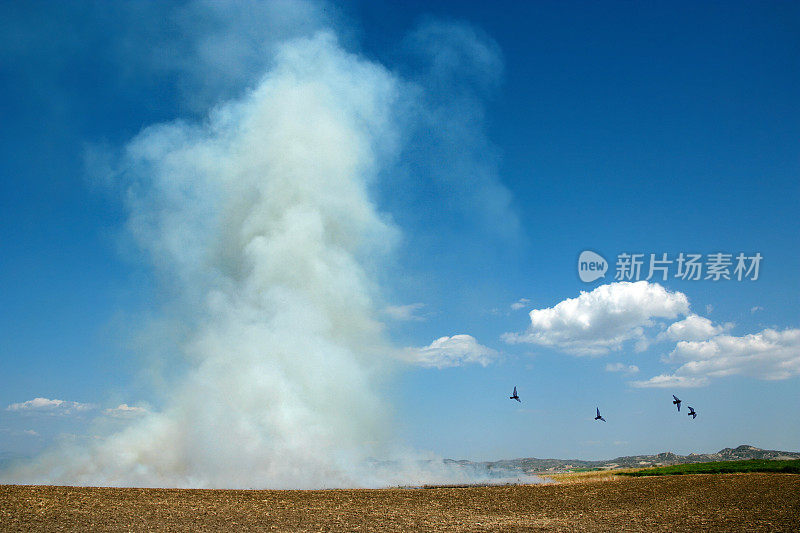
(578, 250), (608, 282)
(578, 251), (763, 282)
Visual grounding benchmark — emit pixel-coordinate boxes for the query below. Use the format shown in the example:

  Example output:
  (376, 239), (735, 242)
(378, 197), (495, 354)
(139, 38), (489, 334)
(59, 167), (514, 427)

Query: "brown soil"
(1, 473), (798, 531)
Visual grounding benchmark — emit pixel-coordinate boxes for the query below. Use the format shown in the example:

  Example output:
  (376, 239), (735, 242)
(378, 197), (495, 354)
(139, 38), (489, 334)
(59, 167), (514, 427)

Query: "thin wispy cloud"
(383, 303), (426, 321)
(631, 375), (710, 388)
(6, 398), (95, 415)
(510, 298), (530, 311)
(605, 363), (639, 375)
(0, 428), (40, 438)
(103, 404), (149, 418)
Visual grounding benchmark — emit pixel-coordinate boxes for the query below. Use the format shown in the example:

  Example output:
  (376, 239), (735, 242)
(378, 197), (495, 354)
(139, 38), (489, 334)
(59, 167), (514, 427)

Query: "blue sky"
(1, 0), (798, 478)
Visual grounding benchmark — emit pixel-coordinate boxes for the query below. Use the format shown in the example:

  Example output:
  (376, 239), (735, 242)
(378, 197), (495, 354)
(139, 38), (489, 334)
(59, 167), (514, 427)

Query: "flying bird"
(509, 386), (521, 402)
(672, 395), (682, 412)
(594, 407), (606, 422)
(687, 406), (697, 419)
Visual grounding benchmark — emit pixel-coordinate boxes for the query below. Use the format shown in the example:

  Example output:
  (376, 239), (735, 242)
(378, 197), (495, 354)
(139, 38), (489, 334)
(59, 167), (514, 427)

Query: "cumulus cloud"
(6, 398), (94, 415)
(605, 363), (639, 375)
(383, 303), (426, 321)
(503, 282), (690, 355)
(634, 328), (800, 387)
(403, 335), (499, 368)
(667, 328), (800, 380)
(660, 314), (730, 342)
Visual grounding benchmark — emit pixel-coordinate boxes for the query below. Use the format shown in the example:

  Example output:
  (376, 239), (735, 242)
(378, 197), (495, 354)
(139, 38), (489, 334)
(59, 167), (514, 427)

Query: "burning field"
(2, 473), (798, 531)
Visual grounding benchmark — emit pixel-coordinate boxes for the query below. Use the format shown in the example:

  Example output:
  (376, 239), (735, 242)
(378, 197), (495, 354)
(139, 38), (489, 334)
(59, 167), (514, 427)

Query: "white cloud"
(6, 398), (94, 415)
(705, 304), (713, 314)
(403, 334), (498, 368)
(631, 374), (710, 388)
(502, 281), (689, 355)
(510, 298), (530, 311)
(751, 306), (764, 314)
(7, 398), (62, 410)
(665, 328), (800, 381)
(634, 327), (800, 387)
(605, 362), (639, 375)
(0, 428), (40, 437)
(103, 404), (149, 418)
(661, 314), (729, 342)
(383, 303), (425, 321)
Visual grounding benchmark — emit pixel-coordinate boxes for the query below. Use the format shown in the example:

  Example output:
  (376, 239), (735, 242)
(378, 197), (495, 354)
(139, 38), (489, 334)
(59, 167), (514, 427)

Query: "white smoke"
(4, 30), (541, 489)
(13, 32), (396, 489)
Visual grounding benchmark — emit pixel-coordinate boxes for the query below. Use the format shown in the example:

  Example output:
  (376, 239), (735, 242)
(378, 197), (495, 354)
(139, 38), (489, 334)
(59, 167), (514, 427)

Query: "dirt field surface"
(2, 473), (798, 532)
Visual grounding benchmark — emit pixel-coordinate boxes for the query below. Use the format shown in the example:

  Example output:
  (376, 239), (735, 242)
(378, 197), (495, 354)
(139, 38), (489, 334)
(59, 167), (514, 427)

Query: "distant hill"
(446, 445), (800, 474)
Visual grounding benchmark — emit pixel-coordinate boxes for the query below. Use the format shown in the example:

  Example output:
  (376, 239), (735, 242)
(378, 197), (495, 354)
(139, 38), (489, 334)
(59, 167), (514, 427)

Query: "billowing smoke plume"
(9, 32), (393, 488)
(3, 30), (539, 489)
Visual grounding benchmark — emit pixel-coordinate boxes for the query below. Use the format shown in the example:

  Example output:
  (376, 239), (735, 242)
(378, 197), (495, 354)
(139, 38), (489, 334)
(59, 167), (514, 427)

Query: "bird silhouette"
(672, 395), (682, 412)
(509, 386), (521, 402)
(687, 406), (697, 419)
(594, 407), (606, 422)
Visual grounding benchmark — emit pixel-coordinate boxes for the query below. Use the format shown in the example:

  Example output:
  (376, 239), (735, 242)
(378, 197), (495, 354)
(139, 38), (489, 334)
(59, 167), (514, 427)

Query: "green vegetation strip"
(621, 459), (800, 477)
